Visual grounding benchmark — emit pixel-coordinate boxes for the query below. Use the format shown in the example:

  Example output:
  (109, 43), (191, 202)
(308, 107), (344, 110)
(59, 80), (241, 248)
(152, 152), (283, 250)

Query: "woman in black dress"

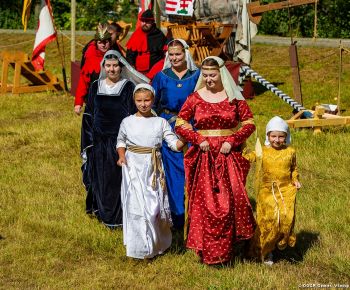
(87, 50), (149, 228)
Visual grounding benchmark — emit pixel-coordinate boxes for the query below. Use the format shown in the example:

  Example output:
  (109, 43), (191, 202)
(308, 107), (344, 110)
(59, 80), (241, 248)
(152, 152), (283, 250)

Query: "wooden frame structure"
(287, 106), (350, 134)
(247, 0), (317, 24)
(0, 51), (64, 94)
(163, 21), (234, 64)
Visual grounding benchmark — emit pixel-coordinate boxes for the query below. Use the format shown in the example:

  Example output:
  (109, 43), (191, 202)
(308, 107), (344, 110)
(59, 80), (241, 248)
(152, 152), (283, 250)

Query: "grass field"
(0, 32), (350, 289)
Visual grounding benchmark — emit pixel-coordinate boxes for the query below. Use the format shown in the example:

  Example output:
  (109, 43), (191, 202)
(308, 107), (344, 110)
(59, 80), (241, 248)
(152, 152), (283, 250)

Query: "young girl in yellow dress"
(244, 116), (301, 265)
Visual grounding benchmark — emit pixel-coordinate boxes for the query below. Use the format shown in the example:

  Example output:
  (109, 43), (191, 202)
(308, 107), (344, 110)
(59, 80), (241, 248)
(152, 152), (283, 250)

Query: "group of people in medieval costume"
(74, 10), (301, 265)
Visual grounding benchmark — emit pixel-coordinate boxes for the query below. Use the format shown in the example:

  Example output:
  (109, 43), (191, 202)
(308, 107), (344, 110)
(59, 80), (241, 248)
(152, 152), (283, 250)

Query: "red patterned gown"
(175, 92), (256, 264)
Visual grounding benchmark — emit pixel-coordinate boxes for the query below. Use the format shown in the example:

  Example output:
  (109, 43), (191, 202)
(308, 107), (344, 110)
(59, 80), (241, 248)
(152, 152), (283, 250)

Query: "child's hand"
(176, 140), (185, 151)
(294, 181), (301, 189)
(220, 142), (232, 154)
(181, 122), (193, 130)
(117, 157), (127, 167)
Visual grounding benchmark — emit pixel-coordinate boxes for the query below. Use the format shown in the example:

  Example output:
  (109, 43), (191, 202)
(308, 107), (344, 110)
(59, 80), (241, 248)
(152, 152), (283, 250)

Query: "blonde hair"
(133, 87), (155, 99)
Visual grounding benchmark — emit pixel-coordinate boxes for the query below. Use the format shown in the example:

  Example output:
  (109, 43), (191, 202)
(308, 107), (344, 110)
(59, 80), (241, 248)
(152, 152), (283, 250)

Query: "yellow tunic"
(244, 146), (299, 260)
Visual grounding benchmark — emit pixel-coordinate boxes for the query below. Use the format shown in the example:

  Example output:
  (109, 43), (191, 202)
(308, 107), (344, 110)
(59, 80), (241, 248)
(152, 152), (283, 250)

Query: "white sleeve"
(162, 119), (179, 152)
(116, 119), (127, 149)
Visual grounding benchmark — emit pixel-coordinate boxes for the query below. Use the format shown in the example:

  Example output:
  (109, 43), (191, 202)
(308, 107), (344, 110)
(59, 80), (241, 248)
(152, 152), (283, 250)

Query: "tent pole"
(71, 0), (76, 62)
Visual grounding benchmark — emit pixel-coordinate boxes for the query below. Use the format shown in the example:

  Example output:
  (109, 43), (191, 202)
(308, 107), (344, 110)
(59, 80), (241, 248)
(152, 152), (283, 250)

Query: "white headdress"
(99, 50), (150, 84)
(265, 116), (291, 146)
(194, 56), (244, 102)
(162, 39), (198, 71)
(133, 83), (155, 97)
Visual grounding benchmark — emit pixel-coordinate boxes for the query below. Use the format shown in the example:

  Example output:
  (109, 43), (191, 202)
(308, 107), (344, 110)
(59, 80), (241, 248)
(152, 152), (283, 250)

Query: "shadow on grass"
(274, 230), (320, 263)
(168, 228), (187, 255)
(253, 81), (285, 96)
(319, 125), (350, 134)
(0, 234), (4, 240)
(0, 131), (18, 136)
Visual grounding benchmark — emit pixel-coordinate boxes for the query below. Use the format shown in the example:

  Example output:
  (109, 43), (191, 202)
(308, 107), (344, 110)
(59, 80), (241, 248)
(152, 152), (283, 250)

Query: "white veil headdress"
(99, 50), (150, 84)
(162, 39), (198, 71)
(265, 116), (291, 146)
(133, 83), (157, 116)
(133, 83), (156, 97)
(194, 56), (244, 102)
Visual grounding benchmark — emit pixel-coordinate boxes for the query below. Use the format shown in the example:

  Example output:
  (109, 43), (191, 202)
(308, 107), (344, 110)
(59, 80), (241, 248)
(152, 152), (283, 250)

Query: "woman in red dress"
(175, 56), (256, 264)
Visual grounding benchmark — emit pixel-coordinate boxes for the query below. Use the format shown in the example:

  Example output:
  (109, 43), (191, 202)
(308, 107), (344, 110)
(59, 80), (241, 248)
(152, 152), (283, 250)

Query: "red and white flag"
(136, 0), (152, 29)
(165, 0), (194, 16)
(32, 0), (56, 71)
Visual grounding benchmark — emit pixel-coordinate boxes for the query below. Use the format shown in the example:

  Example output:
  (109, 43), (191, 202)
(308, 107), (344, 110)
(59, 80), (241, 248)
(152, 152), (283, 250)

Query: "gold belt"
(127, 145), (165, 190)
(162, 109), (178, 115)
(197, 128), (236, 137)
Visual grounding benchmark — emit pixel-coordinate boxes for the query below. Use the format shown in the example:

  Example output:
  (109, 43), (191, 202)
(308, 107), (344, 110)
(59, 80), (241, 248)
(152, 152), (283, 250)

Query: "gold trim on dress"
(241, 118), (255, 126)
(197, 128), (236, 137)
(175, 117), (189, 127)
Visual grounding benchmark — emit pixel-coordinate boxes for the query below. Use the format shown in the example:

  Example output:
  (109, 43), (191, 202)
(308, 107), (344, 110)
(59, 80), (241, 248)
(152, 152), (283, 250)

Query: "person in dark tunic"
(87, 50), (150, 228)
(126, 9), (167, 79)
(74, 23), (112, 215)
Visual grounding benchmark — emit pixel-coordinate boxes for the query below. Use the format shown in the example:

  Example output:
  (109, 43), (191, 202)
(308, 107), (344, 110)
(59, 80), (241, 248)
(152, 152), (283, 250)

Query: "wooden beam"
(290, 43), (303, 105)
(71, 0), (76, 62)
(313, 106), (325, 134)
(287, 117), (350, 128)
(247, 0), (317, 24)
(1, 59), (9, 93)
(289, 109), (306, 120)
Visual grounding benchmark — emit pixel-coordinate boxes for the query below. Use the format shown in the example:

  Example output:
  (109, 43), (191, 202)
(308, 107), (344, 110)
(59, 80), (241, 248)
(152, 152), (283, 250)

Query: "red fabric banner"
(32, 0), (56, 71)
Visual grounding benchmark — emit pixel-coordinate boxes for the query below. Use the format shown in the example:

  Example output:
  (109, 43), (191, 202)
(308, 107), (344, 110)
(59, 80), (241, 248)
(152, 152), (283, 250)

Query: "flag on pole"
(165, 0), (194, 16)
(136, 0), (152, 29)
(22, 0), (33, 32)
(32, 0), (57, 71)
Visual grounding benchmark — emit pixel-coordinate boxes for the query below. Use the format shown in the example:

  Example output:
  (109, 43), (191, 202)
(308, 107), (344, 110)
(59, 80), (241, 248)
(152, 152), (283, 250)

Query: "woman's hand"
(74, 105), (83, 115)
(220, 142), (232, 154)
(199, 140), (210, 151)
(117, 156), (127, 167)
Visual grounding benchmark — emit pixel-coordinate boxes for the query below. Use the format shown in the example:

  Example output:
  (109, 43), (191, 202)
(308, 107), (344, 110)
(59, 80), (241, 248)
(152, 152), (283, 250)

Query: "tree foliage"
(0, 0), (349, 38)
(258, 0), (350, 38)
(0, 0), (138, 31)
(0, 0), (36, 29)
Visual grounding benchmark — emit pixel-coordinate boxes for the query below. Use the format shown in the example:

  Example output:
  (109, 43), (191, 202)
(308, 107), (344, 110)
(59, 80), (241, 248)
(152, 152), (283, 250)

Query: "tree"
(258, 0), (350, 38)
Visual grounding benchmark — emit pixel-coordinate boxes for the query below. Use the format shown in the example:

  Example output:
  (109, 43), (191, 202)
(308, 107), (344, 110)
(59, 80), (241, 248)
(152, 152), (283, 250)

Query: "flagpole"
(46, 0), (68, 91)
(71, 0), (76, 62)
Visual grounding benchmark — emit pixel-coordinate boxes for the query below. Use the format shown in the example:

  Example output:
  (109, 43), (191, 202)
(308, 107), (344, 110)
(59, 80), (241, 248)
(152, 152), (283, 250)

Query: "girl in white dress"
(117, 84), (185, 259)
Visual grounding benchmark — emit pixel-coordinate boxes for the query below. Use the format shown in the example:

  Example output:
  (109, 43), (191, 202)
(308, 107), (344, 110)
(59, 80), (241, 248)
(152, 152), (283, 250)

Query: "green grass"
(1, 33), (350, 289)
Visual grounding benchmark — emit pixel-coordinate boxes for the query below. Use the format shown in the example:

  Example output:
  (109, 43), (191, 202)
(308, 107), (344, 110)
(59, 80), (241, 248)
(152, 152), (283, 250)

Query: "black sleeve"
(86, 80), (98, 115)
(151, 73), (162, 114)
(125, 82), (137, 115)
(126, 49), (138, 67)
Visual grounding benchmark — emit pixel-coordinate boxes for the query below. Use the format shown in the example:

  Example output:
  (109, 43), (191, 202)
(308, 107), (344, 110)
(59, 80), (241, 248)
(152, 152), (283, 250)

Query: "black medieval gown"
(87, 78), (136, 228)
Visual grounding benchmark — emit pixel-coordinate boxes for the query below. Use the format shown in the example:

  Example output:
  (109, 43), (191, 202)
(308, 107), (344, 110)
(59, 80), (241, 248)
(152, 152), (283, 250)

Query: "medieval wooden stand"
(0, 51), (64, 94)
